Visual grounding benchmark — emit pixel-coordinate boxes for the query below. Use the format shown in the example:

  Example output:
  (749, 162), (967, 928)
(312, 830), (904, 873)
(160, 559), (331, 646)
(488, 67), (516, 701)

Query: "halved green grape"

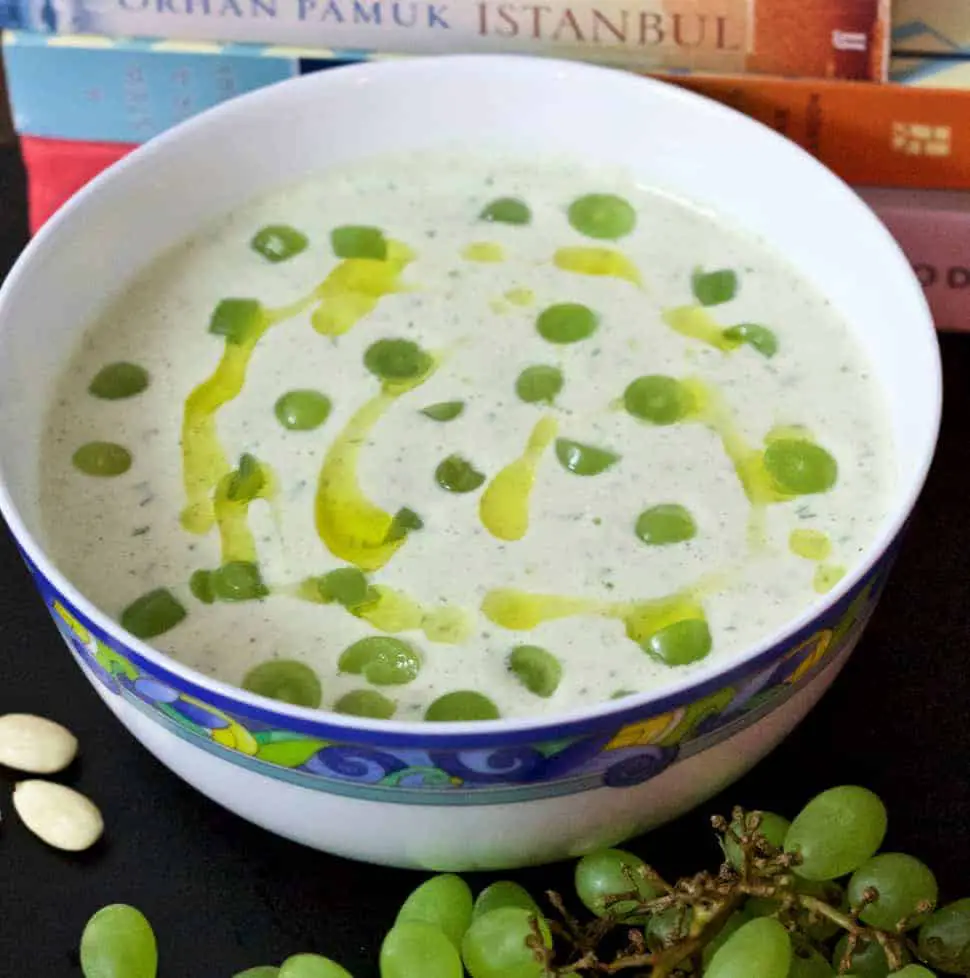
(226, 453), (265, 502)
(317, 567), (373, 610)
(832, 935), (900, 978)
(72, 441), (132, 477)
(515, 365), (563, 405)
(120, 588), (187, 639)
(705, 917), (791, 978)
(508, 645), (562, 698)
(635, 503), (697, 546)
(918, 898), (970, 974)
(888, 968), (936, 978)
(397, 874), (474, 951)
(785, 785), (888, 881)
(623, 375), (693, 425)
(385, 507), (424, 543)
(274, 389), (332, 431)
(80, 904), (157, 978)
(189, 569), (215, 605)
(480, 198), (531, 225)
(723, 811), (791, 870)
(211, 561), (269, 602)
(848, 853), (938, 931)
(788, 945), (835, 978)
(702, 911), (752, 970)
(425, 691), (500, 722)
(234, 968), (280, 978)
(339, 636), (421, 686)
(88, 362), (149, 400)
(691, 267), (738, 306)
(567, 193), (636, 240)
(242, 659), (323, 709)
(278, 954), (354, 978)
(333, 689), (396, 719)
(381, 921), (462, 978)
(251, 224), (309, 263)
(473, 882), (541, 921)
(330, 225), (387, 260)
(209, 297), (264, 345)
(535, 302), (598, 344)
(723, 323), (778, 358)
(574, 848), (661, 919)
(461, 906), (551, 978)
(421, 401), (465, 422)
(364, 338), (433, 382)
(642, 618), (712, 666)
(435, 455), (486, 493)
(764, 440), (838, 495)
(646, 906), (692, 948)
(554, 438), (619, 476)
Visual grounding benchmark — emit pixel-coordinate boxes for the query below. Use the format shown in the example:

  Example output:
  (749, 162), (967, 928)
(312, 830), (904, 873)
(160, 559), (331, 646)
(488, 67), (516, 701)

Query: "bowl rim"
(0, 53), (943, 745)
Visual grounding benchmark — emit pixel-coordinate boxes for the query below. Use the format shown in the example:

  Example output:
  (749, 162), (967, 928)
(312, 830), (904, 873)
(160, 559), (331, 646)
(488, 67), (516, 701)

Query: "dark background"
(0, 142), (967, 977)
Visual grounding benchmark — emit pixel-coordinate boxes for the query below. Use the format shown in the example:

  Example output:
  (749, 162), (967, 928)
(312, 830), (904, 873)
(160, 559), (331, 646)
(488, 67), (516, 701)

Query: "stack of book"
(1, 0), (969, 330)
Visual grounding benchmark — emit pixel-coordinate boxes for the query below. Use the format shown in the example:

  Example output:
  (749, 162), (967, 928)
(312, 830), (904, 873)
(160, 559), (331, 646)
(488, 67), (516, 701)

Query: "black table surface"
(0, 142), (968, 978)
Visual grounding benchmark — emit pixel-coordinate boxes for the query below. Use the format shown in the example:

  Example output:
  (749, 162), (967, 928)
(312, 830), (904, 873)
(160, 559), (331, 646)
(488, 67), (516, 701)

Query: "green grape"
(251, 224), (308, 263)
(120, 588), (187, 639)
(435, 455), (486, 493)
(333, 689), (396, 719)
(764, 440), (838, 496)
(623, 375), (693, 425)
(848, 853), (938, 931)
(425, 691), (500, 722)
(384, 507), (424, 543)
(480, 198), (531, 225)
(397, 874), (474, 950)
(211, 561), (269, 602)
(554, 438), (619, 476)
(473, 882), (541, 920)
(88, 362), (149, 400)
(788, 945), (834, 978)
(317, 567), (372, 610)
(80, 904), (157, 978)
(515, 365), (563, 405)
(226, 453), (265, 502)
(72, 441), (132, 477)
(189, 569), (214, 604)
(508, 645), (562, 698)
(918, 898), (970, 974)
(209, 297), (264, 345)
(574, 848), (661, 919)
(234, 969), (280, 978)
(242, 659), (322, 708)
(278, 954), (354, 978)
(338, 636), (421, 686)
(274, 390), (332, 431)
(535, 302), (599, 344)
(330, 225), (387, 260)
(785, 785), (888, 881)
(705, 917), (792, 978)
(421, 401), (465, 422)
(642, 618), (712, 666)
(646, 906), (692, 948)
(380, 921), (462, 978)
(723, 811), (791, 869)
(567, 193), (636, 240)
(364, 338), (433, 382)
(831, 935), (900, 978)
(723, 323), (778, 358)
(635, 503), (697, 546)
(691, 267), (738, 306)
(888, 968), (936, 978)
(461, 907), (551, 978)
(702, 911), (752, 970)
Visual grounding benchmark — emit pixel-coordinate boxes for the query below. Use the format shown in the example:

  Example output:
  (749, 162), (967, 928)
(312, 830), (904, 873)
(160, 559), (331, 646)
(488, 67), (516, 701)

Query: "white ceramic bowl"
(0, 55), (941, 870)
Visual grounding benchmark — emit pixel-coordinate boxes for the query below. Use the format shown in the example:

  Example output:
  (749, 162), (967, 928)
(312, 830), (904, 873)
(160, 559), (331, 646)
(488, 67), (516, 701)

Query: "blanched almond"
(0, 713), (78, 774)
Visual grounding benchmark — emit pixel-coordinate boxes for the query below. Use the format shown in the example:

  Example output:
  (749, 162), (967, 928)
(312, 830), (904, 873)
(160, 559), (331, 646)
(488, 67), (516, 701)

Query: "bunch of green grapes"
(76, 786), (970, 977)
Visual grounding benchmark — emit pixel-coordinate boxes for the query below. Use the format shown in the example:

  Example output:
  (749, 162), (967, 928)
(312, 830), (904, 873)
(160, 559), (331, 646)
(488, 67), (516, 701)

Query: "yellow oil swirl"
(789, 528), (832, 562)
(813, 563), (846, 594)
(355, 586), (472, 644)
(553, 246), (642, 287)
(315, 370), (436, 571)
(461, 242), (505, 263)
(479, 415), (558, 541)
(504, 287), (535, 306)
(211, 461), (277, 564)
(662, 305), (735, 352)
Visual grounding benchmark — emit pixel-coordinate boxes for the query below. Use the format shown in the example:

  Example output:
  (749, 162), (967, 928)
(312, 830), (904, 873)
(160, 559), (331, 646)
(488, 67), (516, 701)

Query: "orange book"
(656, 73), (970, 190)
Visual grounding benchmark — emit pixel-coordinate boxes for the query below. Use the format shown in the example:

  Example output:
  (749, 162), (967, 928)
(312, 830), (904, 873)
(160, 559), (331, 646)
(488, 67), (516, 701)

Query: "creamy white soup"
(38, 151), (893, 722)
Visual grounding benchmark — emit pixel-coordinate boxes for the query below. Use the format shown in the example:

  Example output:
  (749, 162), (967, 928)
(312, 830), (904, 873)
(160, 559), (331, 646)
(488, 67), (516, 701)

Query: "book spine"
(0, 0), (890, 79)
(660, 72), (970, 190)
(1, 32), (367, 143)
